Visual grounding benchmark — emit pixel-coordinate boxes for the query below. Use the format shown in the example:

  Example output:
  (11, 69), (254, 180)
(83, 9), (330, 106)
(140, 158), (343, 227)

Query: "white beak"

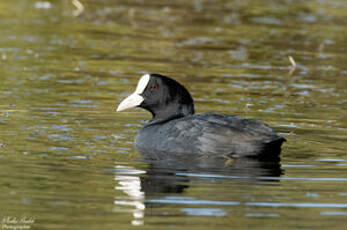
(116, 74), (150, 112)
(116, 93), (144, 112)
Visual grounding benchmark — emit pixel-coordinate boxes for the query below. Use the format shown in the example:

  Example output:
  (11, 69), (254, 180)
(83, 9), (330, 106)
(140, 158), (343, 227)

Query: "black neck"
(148, 102), (194, 124)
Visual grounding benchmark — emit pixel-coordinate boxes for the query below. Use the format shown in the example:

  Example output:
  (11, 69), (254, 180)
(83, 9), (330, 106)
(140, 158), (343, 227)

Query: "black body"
(133, 74), (285, 159)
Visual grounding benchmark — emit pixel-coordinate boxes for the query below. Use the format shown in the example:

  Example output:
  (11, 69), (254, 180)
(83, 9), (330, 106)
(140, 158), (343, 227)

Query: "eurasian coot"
(117, 73), (285, 159)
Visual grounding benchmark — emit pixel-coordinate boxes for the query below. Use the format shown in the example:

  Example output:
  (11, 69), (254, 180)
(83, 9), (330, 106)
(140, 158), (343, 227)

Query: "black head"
(117, 74), (195, 122)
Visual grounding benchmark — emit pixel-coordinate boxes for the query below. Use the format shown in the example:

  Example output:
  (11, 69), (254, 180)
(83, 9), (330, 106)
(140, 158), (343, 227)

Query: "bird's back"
(135, 113), (285, 159)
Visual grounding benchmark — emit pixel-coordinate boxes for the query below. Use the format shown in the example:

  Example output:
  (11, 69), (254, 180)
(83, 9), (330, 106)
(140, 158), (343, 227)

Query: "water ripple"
(147, 197), (347, 208)
(181, 208), (227, 217)
(175, 172), (347, 181)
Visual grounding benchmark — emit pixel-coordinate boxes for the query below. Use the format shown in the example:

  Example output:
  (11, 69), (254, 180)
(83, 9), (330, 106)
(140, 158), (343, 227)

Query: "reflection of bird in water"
(113, 165), (145, 226)
(140, 168), (189, 195)
(140, 156), (283, 197)
(112, 156), (282, 224)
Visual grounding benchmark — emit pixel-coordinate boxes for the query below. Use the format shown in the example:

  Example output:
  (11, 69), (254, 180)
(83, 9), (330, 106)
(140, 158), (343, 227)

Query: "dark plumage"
(117, 73), (285, 160)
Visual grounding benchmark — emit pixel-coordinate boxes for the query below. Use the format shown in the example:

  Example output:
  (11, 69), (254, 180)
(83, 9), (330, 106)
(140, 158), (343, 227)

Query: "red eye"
(150, 85), (158, 91)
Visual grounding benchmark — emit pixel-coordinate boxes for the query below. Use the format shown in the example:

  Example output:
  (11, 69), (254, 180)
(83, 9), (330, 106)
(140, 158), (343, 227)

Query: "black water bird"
(117, 74), (285, 160)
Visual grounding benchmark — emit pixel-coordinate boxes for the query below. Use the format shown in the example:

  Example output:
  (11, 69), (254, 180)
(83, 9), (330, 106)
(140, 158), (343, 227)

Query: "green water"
(0, 0), (346, 229)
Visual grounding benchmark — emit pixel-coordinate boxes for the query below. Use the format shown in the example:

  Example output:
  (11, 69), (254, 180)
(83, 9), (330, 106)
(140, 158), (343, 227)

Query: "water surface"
(0, 0), (346, 229)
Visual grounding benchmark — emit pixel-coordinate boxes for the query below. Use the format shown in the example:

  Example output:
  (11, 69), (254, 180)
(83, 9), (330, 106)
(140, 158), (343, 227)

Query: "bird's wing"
(167, 113), (283, 156)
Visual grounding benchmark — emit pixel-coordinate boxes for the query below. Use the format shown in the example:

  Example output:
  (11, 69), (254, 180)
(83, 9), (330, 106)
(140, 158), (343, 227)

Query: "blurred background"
(0, 0), (346, 229)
